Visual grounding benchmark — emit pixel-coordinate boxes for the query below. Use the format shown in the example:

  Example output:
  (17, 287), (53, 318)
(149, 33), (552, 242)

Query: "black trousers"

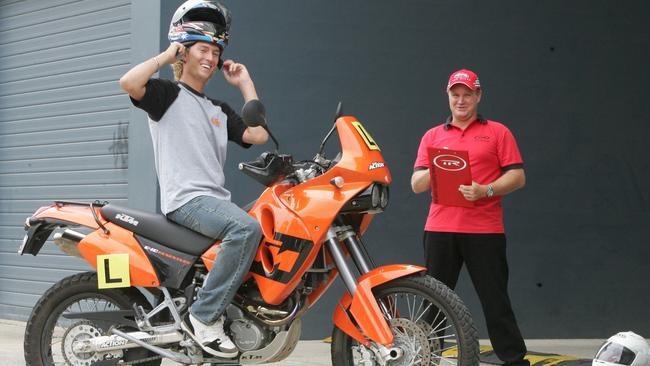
(424, 231), (529, 366)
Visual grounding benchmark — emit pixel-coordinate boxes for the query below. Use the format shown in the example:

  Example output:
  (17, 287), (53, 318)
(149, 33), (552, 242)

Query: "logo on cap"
(447, 69), (481, 91)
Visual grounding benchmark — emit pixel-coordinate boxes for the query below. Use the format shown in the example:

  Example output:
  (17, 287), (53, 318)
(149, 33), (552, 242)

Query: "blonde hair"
(171, 48), (189, 80)
(172, 60), (184, 80)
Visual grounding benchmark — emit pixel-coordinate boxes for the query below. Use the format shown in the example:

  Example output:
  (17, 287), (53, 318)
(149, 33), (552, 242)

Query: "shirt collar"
(178, 81), (206, 98)
(444, 114), (487, 130)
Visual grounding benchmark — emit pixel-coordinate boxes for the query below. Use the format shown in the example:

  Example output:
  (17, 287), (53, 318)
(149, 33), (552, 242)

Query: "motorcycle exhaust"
(53, 229), (85, 258)
(244, 294), (306, 326)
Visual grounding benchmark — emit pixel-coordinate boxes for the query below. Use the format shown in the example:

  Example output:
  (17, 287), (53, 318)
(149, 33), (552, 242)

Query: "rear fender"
(332, 264), (426, 346)
(19, 204), (96, 255)
(18, 217), (76, 256)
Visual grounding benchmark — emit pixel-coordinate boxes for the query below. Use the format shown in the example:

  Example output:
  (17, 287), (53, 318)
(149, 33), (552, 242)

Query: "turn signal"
(330, 176), (345, 188)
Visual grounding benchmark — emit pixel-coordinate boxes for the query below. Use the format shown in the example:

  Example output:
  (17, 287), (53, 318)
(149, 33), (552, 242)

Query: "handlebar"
(238, 152), (294, 187)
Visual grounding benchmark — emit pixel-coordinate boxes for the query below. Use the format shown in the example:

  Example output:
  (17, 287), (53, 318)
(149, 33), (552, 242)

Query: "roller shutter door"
(0, 0), (132, 320)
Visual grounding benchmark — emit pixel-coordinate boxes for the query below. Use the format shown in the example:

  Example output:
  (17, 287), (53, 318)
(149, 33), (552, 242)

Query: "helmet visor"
(184, 22), (227, 39)
(174, 21), (228, 47)
(595, 342), (637, 365)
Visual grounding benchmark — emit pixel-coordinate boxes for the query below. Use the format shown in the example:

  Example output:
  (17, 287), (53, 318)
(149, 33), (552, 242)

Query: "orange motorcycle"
(19, 101), (479, 366)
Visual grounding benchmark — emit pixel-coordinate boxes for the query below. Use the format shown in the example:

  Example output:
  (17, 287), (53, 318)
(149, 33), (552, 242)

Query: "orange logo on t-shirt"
(211, 117), (221, 126)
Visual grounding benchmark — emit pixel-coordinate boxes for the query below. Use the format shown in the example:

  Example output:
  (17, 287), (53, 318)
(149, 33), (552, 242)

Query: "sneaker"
(189, 313), (237, 354)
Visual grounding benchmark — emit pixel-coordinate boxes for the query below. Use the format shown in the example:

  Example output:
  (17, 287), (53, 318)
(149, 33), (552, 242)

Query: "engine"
(226, 305), (269, 352)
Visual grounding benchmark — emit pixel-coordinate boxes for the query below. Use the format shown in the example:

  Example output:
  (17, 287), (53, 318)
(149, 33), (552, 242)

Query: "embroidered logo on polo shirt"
(474, 135), (490, 142)
(211, 117), (221, 126)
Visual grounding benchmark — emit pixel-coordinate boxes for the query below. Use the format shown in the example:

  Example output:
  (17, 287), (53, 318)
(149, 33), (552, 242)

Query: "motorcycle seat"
(100, 204), (216, 256)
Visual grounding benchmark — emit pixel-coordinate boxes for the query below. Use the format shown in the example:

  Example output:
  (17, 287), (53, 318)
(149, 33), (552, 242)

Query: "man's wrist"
(486, 184), (494, 197)
(239, 80), (258, 101)
(238, 79), (255, 90)
(152, 56), (161, 70)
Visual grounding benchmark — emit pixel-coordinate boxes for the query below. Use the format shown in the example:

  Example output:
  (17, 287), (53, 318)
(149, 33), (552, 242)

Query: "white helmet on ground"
(593, 331), (650, 366)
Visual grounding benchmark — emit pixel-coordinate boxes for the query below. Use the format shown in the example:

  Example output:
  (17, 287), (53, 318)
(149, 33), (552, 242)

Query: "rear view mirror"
(242, 99), (267, 127)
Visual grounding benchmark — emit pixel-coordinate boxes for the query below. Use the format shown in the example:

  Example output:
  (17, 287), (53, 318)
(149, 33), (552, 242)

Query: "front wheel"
(331, 274), (479, 366)
(24, 271), (162, 366)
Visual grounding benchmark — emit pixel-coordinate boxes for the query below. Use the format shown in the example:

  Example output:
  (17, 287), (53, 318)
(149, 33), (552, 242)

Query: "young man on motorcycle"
(119, 0), (267, 357)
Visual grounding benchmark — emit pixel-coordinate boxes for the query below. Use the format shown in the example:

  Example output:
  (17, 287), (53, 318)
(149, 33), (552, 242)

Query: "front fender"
(332, 264), (426, 346)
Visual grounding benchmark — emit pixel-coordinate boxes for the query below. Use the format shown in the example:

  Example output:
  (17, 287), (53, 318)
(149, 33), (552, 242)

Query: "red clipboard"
(428, 148), (473, 207)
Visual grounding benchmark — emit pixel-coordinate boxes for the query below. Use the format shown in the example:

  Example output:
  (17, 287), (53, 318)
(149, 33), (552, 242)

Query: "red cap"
(447, 69), (481, 91)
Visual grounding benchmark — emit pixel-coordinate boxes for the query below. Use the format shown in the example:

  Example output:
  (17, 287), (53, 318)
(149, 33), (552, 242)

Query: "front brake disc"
(389, 318), (431, 366)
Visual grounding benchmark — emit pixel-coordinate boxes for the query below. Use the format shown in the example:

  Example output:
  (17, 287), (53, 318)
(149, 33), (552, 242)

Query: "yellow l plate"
(97, 254), (131, 289)
(351, 121), (381, 151)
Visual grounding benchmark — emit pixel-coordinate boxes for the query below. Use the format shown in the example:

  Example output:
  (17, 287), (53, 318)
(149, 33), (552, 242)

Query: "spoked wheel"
(331, 274), (479, 366)
(24, 272), (161, 366)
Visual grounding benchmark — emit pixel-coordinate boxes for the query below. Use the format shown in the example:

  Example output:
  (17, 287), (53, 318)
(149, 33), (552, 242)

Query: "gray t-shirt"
(131, 79), (250, 214)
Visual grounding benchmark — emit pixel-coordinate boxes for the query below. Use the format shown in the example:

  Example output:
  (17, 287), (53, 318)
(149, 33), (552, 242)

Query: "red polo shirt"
(413, 117), (523, 233)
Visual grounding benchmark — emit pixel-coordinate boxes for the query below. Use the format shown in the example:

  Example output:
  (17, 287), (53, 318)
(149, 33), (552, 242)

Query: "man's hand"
(222, 60), (258, 102)
(459, 181), (487, 201)
(159, 42), (185, 65)
(222, 60), (252, 88)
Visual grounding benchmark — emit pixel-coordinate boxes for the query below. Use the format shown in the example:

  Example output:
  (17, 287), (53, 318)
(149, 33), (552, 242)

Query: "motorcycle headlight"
(371, 184), (381, 208)
(341, 183), (389, 214)
(380, 185), (389, 209)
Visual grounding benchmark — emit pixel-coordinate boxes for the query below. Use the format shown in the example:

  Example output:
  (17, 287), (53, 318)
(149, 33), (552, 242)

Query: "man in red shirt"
(412, 69), (529, 366)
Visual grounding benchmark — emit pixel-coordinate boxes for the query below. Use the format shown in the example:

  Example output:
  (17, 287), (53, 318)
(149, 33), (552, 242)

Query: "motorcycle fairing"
(21, 202), (219, 288)
(135, 235), (196, 289)
(333, 264), (427, 346)
(77, 224), (161, 287)
(244, 184), (319, 304)
(249, 232), (314, 285)
(21, 203), (162, 288)
(277, 117), (391, 246)
(236, 118), (392, 306)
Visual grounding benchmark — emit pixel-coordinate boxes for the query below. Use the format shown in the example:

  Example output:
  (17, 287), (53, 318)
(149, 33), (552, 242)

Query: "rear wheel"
(331, 274), (479, 366)
(24, 271), (162, 366)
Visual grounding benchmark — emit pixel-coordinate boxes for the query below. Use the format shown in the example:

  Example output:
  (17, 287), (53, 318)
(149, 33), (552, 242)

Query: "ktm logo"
(115, 213), (139, 226)
(211, 117), (221, 126)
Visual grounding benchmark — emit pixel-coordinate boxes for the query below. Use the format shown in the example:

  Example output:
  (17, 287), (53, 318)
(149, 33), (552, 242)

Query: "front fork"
(325, 225), (426, 350)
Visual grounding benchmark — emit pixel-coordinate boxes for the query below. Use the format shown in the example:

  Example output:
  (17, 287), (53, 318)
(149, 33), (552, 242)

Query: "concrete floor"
(2, 319), (608, 365)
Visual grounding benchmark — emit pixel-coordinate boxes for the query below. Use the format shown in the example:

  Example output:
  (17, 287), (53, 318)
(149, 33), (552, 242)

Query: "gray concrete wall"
(156, 1), (649, 339)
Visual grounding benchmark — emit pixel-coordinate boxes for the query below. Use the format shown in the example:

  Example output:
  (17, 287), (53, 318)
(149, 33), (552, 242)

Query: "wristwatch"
(486, 184), (494, 197)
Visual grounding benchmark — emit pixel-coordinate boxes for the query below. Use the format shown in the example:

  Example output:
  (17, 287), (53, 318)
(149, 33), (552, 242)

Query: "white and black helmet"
(594, 332), (650, 366)
(168, 0), (231, 49)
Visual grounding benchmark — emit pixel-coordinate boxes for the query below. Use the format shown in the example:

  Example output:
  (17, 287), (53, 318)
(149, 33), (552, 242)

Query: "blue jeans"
(167, 195), (261, 325)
